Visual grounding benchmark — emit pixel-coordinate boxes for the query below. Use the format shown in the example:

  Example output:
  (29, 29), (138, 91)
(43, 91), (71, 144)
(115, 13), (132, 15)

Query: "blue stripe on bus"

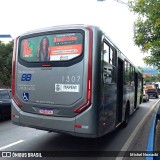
(146, 112), (157, 160)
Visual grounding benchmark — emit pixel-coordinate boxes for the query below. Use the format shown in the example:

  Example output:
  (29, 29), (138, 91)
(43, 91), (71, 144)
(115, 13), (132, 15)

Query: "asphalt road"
(0, 98), (160, 160)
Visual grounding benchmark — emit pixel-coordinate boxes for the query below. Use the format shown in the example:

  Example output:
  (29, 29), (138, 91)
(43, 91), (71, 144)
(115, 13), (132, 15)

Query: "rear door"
(15, 29), (90, 117)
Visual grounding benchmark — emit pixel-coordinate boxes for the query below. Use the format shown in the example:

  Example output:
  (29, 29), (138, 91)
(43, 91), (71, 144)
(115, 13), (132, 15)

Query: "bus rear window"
(19, 33), (83, 62)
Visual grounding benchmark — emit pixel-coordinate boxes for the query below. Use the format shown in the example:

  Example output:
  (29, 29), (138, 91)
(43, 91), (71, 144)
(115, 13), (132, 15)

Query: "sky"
(0, 0), (147, 66)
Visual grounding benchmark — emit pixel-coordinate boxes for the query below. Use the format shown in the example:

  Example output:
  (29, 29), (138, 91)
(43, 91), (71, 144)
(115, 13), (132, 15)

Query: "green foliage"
(0, 41), (13, 88)
(144, 74), (160, 82)
(144, 76), (152, 82)
(128, 0), (160, 69)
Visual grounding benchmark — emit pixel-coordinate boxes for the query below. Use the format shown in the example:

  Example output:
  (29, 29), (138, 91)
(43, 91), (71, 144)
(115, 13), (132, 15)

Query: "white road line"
(0, 140), (24, 151)
(115, 100), (160, 160)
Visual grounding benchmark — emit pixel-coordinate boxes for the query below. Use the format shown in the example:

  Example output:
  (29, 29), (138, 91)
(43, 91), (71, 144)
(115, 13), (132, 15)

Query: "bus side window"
(103, 41), (116, 84)
(103, 43), (109, 63)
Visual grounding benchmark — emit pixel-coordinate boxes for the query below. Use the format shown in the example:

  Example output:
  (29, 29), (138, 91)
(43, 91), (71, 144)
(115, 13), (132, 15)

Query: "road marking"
(0, 140), (24, 151)
(115, 99), (160, 160)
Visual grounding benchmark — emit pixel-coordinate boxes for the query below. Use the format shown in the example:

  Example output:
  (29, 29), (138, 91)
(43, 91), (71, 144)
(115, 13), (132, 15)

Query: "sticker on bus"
(20, 33), (83, 62)
(55, 84), (80, 92)
(49, 44), (82, 61)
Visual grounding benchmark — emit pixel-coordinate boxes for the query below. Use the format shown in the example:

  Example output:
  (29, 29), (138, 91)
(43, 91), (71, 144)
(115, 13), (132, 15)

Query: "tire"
(0, 110), (4, 121)
(0, 111), (1, 121)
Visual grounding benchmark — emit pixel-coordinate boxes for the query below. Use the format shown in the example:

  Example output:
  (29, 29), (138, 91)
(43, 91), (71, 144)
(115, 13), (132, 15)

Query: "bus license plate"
(39, 108), (53, 115)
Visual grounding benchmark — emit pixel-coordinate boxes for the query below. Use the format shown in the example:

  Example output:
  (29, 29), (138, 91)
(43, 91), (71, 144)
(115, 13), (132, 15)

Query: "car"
(0, 89), (11, 120)
(147, 89), (159, 99)
(143, 90), (149, 102)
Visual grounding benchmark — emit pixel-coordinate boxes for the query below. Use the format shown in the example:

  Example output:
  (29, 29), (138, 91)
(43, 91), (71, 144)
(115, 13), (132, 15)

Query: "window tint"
(103, 43), (109, 63)
(109, 48), (113, 65)
(124, 61), (130, 85)
(20, 33), (83, 62)
(124, 61), (136, 86)
(103, 41), (116, 84)
(148, 89), (157, 92)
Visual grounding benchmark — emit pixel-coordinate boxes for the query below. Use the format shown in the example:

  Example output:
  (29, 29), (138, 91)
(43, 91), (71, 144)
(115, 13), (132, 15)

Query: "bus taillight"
(87, 80), (91, 100)
(74, 27), (93, 113)
(12, 37), (22, 108)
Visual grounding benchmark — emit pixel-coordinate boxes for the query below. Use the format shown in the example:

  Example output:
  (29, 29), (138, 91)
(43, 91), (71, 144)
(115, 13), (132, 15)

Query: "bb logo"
(21, 74), (32, 81)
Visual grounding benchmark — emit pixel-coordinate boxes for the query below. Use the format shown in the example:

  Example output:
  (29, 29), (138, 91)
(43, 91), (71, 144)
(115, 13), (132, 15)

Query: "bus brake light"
(74, 27), (93, 113)
(12, 37), (22, 108)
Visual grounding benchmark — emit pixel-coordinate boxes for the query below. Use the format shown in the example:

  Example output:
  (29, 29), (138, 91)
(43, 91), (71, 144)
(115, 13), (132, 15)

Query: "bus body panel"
(12, 24), (143, 138)
(12, 25), (99, 137)
(15, 61), (86, 117)
(12, 99), (98, 137)
(14, 27), (91, 118)
(100, 84), (117, 136)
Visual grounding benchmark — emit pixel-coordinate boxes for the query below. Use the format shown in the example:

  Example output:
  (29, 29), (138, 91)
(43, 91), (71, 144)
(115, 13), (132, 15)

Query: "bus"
(11, 24), (143, 138)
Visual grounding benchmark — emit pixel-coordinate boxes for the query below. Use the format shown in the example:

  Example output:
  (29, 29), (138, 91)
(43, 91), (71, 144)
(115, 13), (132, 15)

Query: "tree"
(128, 0), (160, 69)
(0, 41), (13, 87)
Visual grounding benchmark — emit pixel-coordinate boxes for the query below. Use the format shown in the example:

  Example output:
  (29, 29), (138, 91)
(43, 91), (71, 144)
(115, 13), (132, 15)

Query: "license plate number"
(39, 109), (53, 115)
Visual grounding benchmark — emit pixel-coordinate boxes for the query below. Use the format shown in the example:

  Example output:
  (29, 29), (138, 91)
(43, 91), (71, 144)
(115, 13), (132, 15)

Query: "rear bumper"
(11, 99), (97, 138)
(148, 93), (158, 97)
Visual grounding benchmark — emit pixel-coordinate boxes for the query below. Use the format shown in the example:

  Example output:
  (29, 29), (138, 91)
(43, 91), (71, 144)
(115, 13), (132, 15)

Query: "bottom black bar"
(0, 151), (160, 158)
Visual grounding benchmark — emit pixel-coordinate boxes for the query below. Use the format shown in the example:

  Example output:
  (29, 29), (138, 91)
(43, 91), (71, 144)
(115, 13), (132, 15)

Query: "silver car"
(143, 90), (149, 102)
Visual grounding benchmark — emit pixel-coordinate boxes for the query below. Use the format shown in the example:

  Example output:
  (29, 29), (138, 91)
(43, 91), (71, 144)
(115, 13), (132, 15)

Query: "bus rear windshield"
(19, 32), (83, 62)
